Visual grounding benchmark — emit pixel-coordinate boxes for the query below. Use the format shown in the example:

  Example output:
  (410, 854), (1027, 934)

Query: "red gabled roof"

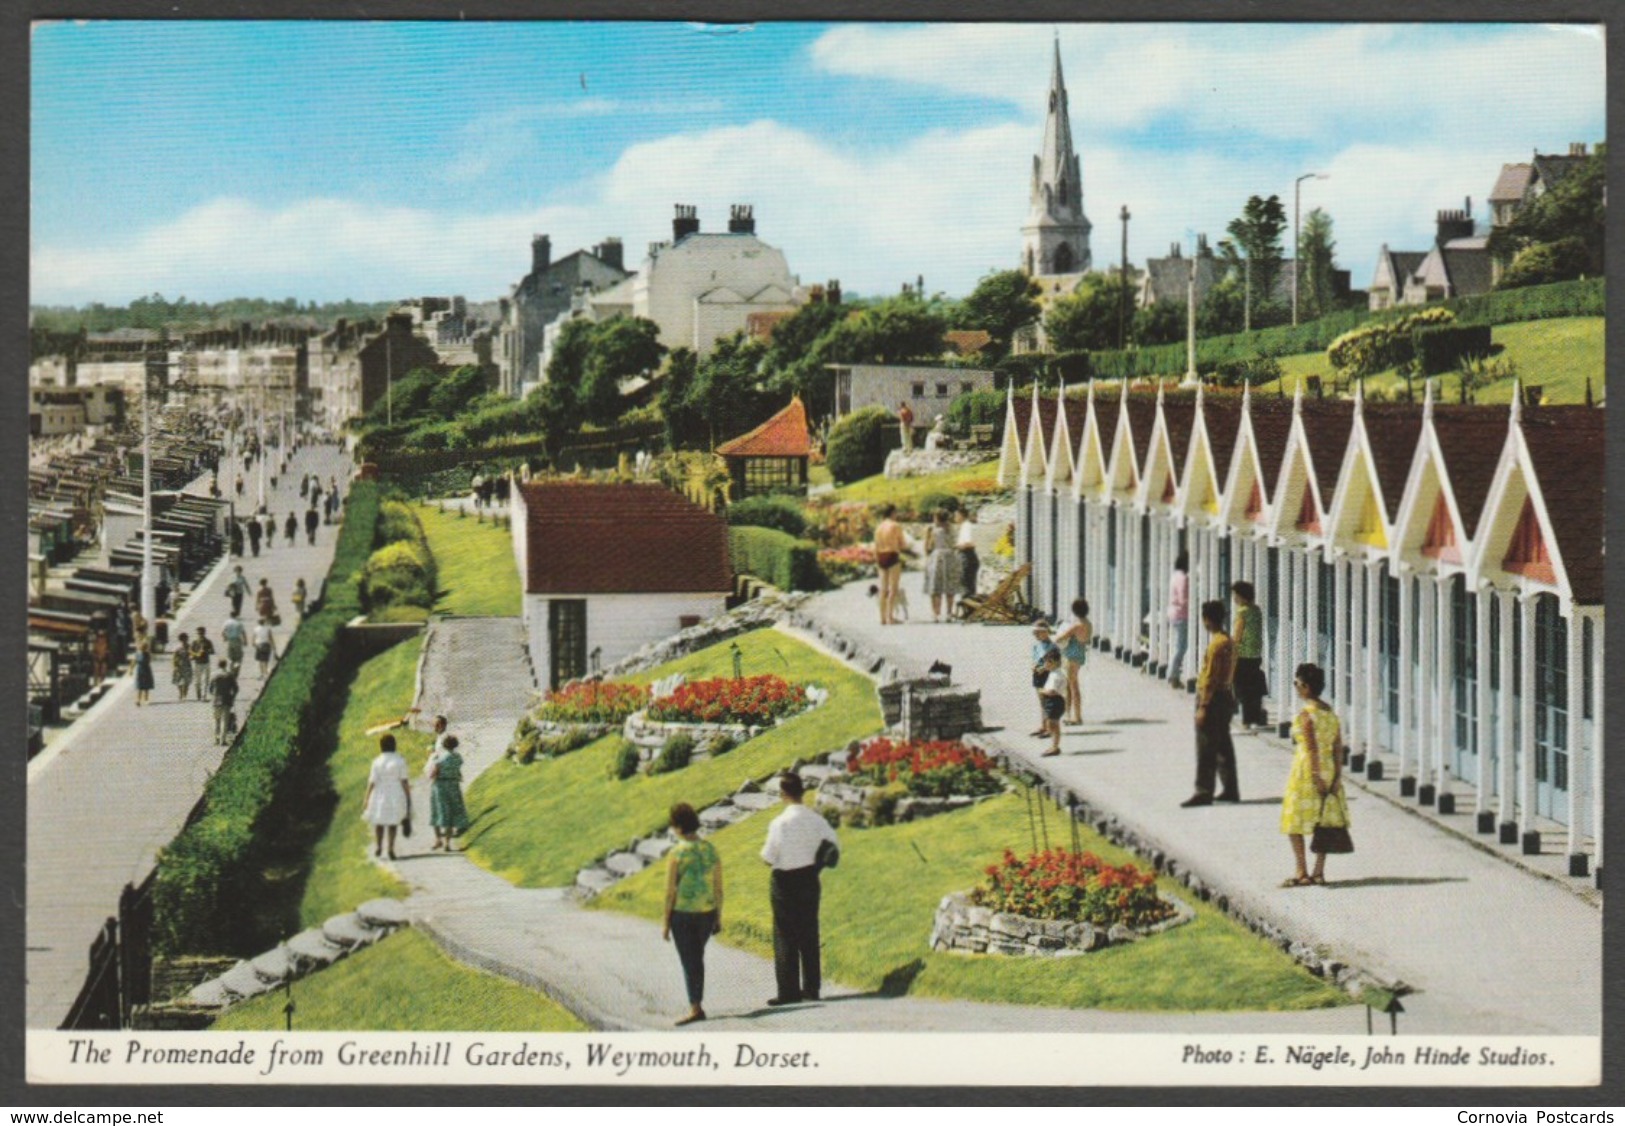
(1361, 404), (1426, 522)
(1247, 397), (1296, 500)
(1201, 396), (1243, 485)
(516, 482), (732, 595)
(1124, 394), (1159, 476)
(944, 329), (992, 357)
(1161, 396), (1196, 479)
(1429, 406), (1508, 539)
(1299, 400), (1355, 501)
(1519, 406), (1605, 604)
(716, 397), (811, 458)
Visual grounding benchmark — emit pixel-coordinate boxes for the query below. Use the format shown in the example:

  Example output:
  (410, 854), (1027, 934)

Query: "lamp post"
(1118, 205), (1131, 350)
(257, 382), (267, 513)
(139, 360), (156, 624)
(1183, 254), (1198, 386)
(1293, 172), (1330, 326)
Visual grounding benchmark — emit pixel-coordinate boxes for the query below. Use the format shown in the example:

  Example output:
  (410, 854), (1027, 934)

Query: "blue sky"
(31, 21), (1606, 305)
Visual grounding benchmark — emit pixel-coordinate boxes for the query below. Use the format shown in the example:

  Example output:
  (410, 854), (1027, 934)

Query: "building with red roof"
(715, 397), (812, 499)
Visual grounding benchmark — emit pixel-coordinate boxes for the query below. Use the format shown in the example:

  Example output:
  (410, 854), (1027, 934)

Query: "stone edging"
(931, 890), (1195, 957)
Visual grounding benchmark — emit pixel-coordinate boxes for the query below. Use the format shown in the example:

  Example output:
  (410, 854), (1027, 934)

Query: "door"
(1380, 567), (1401, 749)
(548, 599), (588, 690)
(1451, 576), (1479, 781)
(1533, 594), (1567, 820)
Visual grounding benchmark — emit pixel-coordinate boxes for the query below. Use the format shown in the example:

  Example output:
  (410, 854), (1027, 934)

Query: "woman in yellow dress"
(1280, 663), (1349, 886)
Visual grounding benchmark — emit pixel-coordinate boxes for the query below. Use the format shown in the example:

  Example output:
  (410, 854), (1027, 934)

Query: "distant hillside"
(29, 295), (396, 336)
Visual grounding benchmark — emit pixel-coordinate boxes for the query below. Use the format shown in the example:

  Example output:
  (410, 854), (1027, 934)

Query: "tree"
(658, 347), (705, 450)
(1225, 195), (1288, 314)
(1197, 275), (1246, 337)
(544, 317), (597, 390)
(1496, 237), (1594, 289)
(534, 381), (581, 465)
(687, 333), (773, 448)
(762, 300), (845, 410)
(1298, 208), (1338, 321)
(1133, 299), (1186, 346)
(1487, 148), (1606, 285)
(953, 269), (1041, 359)
(1044, 274), (1133, 352)
(580, 316), (664, 426)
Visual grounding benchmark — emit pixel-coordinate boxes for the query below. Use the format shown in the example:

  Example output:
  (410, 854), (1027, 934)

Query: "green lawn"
(295, 637), (432, 928)
(809, 464), (833, 489)
(212, 928), (586, 1032)
(596, 793), (1350, 1013)
(1257, 317), (1603, 405)
(416, 502), (522, 617)
(830, 458), (1003, 506)
(464, 629), (884, 888)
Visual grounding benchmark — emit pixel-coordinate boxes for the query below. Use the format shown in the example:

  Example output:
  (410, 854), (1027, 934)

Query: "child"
(1030, 619), (1059, 738)
(1039, 650), (1067, 757)
(1054, 598), (1093, 725)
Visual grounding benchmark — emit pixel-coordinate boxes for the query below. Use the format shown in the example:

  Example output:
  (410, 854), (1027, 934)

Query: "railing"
(58, 867), (159, 1030)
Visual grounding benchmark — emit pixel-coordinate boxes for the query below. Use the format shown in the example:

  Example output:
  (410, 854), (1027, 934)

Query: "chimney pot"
(673, 204), (700, 242)
(531, 234), (552, 274)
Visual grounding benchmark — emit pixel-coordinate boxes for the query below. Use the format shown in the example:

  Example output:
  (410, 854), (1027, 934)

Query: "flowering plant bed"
(802, 501), (876, 548)
(848, 737), (1003, 799)
(536, 680), (649, 725)
(818, 545), (877, 584)
(973, 849), (1176, 930)
(645, 674), (810, 726)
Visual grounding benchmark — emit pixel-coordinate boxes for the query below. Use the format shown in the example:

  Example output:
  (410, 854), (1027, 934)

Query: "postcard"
(22, 19), (1608, 1092)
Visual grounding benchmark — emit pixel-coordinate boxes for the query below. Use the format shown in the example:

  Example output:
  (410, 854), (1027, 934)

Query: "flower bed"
(645, 673), (809, 726)
(818, 544), (876, 585)
(537, 680), (649, 725)
(803, 501), (876, 549)
(848, 737), (1003, 799)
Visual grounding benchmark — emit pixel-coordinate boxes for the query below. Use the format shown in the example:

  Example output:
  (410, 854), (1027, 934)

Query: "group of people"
(468, 471), (511, 510)
(361, 715), (473, 861)
(871, 504), (980, 625)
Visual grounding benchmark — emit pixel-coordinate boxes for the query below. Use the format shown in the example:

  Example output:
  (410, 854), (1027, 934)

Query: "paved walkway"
(385, 617), (1362, 1033)
(794, 581), (1601, 1036)
(26, 442), (353, 1029)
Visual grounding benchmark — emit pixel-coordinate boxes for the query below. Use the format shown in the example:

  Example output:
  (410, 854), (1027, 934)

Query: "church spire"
(1022, 38), (1091, 279)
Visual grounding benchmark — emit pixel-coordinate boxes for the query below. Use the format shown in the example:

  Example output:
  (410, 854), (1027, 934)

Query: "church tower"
(1021, 39), (1092, 279)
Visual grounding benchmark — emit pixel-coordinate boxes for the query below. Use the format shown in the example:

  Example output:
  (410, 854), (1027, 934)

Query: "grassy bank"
(416, 502), (522, 617)
(596, 792), (1350, 1013)
(464, 629), (883, 888)
(212, 929), (585, 1032)
(829, 459), (1003, 507)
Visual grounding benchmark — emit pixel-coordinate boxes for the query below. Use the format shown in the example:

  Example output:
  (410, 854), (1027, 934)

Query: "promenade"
(26, 442), (352, 1029)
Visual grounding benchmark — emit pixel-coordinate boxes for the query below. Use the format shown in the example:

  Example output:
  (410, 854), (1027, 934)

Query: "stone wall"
(930, 890), (1194, 957)
(883, 449), (991, 480)
(877, 676), (983, 741)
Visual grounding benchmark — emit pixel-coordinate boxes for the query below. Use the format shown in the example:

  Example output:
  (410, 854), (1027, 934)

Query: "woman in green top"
(1230, 581), (1269, 728)
(427, 734), (472, 851)
(662, 802), (724, 1026)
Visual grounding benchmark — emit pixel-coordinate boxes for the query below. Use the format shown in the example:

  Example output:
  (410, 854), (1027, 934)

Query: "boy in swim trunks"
(873, 504), (905, 626)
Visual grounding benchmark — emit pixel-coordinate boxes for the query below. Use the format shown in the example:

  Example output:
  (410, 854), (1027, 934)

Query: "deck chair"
(960, 563), (1034, 623)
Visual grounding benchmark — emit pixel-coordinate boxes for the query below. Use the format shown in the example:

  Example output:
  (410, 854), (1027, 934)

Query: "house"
(1369, 247), (1429, 311)
(1488, 144), (1592, 229)
(1137, 236), (1227, 309)
(510, 482), (733, 690)
(716, 396), (812, 499)
(494, 235), (629, 396)
(1369, 203), (1492, 310)
(826, 362), (996, 429)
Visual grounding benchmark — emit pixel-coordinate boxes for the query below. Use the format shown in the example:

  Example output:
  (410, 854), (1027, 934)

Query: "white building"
(510, 481), (733, 690)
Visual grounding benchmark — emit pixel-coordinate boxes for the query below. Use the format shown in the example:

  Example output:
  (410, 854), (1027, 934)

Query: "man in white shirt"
(760, 772), (838, 1005)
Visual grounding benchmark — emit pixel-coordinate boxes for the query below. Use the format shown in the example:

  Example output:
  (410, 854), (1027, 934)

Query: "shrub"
(1326, 307), (1454, 378)
(1413, 324), (1494, 375)
(1211, 354), (1284, 388)
(897, 490), (957, 523)
(971, 848), (1175, 929)
(609, 738), (642, 781)
(818, 545), (876, 585)
(848, 737), (1003, 800)
(725, 494), (808, 537)
(649, 732), (696, 776)
(702, 733), (736, 757)
(802, 500), (875, 548)
(946, 388), (1006, 441)
(539, 726), (602, 758)
(153, 481), (380, 954)
(826, 406), (900, 484)
(993, 353), (1050, 389)
(728, 526), (825, 591)
(646, 673), (809, 726)
(536, 680), (649, 724)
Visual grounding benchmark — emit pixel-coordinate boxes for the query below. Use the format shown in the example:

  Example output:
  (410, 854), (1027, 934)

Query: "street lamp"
(1293, 172), (1330, 326)
(1183, 254), (1199, 386)
(1118, 205), (1131, 350)
(1220, 238), (1252, 334)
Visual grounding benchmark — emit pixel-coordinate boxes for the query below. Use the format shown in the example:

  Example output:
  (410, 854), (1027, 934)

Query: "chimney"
(673, 204), (699, 242)
(1571, 142), (1587, 156)
(1169, 242), (1181, 258)
(593, 237), (624, 272)
(532, 234), (551, 274)
(1435, 208), (1473, 245)
(917, 274), (925, 295)
(727, 204), (755, 234)
(827, 279), (842, 305)
(1197, 233), (1210, 257)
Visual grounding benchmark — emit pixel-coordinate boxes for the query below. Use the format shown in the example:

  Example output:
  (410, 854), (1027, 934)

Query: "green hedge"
(360, 499), (436, 614)
(1081, 277), (1604, 380)
(1413, 324), (1494, 375)
(152, 480), (379, 954)
(826, 406), (900, 484)
(728, 525), (825, 592)
(725, 494), (807, 538)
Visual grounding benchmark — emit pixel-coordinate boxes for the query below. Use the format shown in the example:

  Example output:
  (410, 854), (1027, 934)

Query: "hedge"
(826, 406), (900, 484)
(152, 480), (379, 954)
(360, 499), (436, 614)
(725, 494), (807, 538)
(728, 525), (826, 592)
(1413, 324), (1494, 375)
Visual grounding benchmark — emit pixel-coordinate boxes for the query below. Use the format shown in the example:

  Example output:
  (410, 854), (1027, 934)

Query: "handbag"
(1307, 719), (1353, 854)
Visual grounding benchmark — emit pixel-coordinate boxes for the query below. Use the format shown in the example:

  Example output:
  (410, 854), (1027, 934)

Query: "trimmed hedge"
(728, 525), (825, 592)
(359, 499), (436, 614)
(153, 480), (380, 954)
(1413, 324), (1494, 375)
(826, 406), (900, 484)
(946, 388), (1006, 441)
(725, 494), (807, 538)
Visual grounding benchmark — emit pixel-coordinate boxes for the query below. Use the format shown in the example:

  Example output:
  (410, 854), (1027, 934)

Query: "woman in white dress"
(362, 733), (412, 860)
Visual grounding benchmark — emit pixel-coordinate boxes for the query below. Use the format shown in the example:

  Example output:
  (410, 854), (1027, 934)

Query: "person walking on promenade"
(291, 578), (308, 621)
(897, 401), (915, 453)
(1167, 550), (1191, 689)
(221, 611), (247, 672)
(1181, 600), (1240, 807)
(255, 577), (278, 624)
(260, 512), (275, 552)
(663, 801), (723, 1026)
(171, 631), (193, 701)
(283, 511), (297, 546)
(246, 515), (262, 557)
(1029, 619), (1060, 737)
(873, 505), (906, 626)
(228, 520), (244, 559)
(305, 505), (319, 545)
(953, 507), (979, 610)
(1281, 663), (1351, 886)
(1038, 649), (1067, 757)
(362, 733), (412, 861)
(132, 637), (155, 706)
(922, 509), (958, 622)
(761, 771), (838, 1006)
(91, 631), (109, 684)
(252, 617), (277, 679)
(310, 478), (323, 516)
(426, 734), (472, 851)
(1055, 598), (1093, 725)
(225, 565), (250, 618)
(190, 628), (214, 701)
(209, 659), (239, 745)
(1231, 581), (1269, 729)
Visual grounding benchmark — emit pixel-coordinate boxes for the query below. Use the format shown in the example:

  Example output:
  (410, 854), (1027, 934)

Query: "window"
(1534, 594), (1567, 791)
(743, 457), (800, 496)
(961, 382), (974, 395)
(911, 382), (925, 397)
(547, 599), (588, 690)
(936, 383), (949, 397)
(1452, 576), (1477, 755)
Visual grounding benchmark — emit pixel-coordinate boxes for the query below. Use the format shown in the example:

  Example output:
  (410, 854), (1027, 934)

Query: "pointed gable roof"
(1160, 394), (1197, 480)
(716, 397), (811, 458)
(1359, 403), (1426, 521)
(1201, 395), (1243, 486)
(1124, 393), (1159, 477)
(1520, 406), (1605, 604)
(1298, 399), (1355, 502)
(1246, 397), (1295, 499)
(1427, 405), (1507, 538)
